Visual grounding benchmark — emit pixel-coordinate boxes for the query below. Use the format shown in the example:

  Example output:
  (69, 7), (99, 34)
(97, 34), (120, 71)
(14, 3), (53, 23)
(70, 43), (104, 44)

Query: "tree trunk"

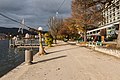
(83, 26), (87, 42)
(54, 36), (57, 44)
(54, 39), (57, 44)
(117, 23), (120, 48)
(84, 31), (87, 42)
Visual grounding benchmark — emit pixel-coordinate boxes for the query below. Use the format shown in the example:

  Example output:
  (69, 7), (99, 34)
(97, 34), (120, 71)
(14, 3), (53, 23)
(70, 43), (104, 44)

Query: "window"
(117, 12), (119, 14)
(116, 1), (119, 5)
(108, 27), (111, 29)
(113, 18), (115, 21)
(115, 24), (119, 30)
(118, 17), (120, 19)
(113, 13), (115, 16)
(110, 11), (111, 13)
(110, 15), (112, 18)
(93, 31), (95, 34)
(116, 6), (119, 9)
(97, 30), (100, 33)
(110, 20), (112, 22)
(113, 8), (115, 12)
(107, 16), (108, 19)
(107, 20), (109, 23)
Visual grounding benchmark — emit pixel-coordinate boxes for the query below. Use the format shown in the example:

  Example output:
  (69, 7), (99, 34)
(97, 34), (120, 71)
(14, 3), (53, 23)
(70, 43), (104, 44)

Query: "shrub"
(44, 33), (53, 47)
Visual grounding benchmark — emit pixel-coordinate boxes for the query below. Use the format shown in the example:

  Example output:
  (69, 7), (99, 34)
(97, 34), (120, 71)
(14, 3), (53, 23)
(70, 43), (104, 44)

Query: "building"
(0, 33), (6, 40)
(102, 0), (120, 27)
(87, 0), (120, 41)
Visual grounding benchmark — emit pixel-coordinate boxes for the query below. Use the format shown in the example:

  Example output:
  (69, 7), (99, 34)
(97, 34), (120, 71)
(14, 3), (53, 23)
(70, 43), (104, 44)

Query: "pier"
(9, 38), (45, 48)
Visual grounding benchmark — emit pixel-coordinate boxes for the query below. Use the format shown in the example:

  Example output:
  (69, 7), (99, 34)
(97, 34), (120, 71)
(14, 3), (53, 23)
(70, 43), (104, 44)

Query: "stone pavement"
(1, 41), (120, 80)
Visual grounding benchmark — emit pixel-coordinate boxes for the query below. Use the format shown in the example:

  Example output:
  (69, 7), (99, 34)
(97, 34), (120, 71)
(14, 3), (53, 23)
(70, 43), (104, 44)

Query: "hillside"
(0, 27), (48, 35)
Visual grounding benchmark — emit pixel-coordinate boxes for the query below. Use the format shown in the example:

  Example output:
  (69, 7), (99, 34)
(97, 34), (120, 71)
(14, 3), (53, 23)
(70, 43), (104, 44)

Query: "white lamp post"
(38, 27), (46, 55)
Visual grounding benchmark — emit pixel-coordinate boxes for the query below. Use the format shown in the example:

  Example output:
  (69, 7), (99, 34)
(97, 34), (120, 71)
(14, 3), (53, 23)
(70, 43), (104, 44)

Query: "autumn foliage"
(58, 0), (116, 41)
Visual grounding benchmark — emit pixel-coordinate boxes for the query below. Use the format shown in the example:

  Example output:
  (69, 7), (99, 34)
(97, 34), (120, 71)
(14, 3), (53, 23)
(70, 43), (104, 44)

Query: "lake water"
(0, 40), (38, 77)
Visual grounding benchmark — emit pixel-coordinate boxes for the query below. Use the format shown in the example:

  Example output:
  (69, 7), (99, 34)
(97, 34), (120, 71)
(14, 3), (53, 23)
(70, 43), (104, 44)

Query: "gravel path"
(1, 42), (120, 80)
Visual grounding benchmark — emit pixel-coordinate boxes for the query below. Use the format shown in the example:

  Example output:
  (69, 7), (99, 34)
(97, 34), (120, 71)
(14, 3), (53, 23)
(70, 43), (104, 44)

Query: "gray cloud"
(0, 0), (27, 12)
(0, 0), (72, 30)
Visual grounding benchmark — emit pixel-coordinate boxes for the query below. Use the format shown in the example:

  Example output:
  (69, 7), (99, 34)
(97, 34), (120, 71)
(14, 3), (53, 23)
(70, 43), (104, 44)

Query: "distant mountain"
(0, 27), (31, 35)
(0, 27), (48, 36)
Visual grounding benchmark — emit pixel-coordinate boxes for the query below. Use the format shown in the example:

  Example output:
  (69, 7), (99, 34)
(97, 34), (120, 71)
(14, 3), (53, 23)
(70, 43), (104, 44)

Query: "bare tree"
(48, 16), (63, 44)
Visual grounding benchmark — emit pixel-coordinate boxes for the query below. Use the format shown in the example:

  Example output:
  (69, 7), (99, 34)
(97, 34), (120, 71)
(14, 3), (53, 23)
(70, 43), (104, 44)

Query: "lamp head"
(78, 31), (81, 34)
(38, 27), (43, 31)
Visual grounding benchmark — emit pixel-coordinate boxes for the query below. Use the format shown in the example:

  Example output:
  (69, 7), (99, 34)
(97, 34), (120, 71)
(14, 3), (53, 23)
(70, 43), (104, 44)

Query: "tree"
(72, 0), (104, 42)
(87, 0), (120, 48)
(72, 0), (120, 48)
(58, 17), (80, 40)
(48, 16), (63, 44)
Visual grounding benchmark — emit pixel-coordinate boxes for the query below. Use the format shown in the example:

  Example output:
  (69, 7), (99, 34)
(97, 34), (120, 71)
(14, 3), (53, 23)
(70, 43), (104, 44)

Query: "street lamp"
(38, 27), (46, 55)
(56, 12), (59, 16)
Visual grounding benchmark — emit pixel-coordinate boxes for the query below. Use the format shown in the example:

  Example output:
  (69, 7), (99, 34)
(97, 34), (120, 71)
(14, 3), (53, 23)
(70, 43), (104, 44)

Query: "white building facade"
(101, 0), (120, 37)
(87, 0), (120, 41)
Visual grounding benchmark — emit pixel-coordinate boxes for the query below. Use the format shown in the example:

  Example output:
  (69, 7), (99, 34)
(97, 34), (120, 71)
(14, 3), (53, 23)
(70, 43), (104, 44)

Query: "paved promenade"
(1, 41), (120, 80)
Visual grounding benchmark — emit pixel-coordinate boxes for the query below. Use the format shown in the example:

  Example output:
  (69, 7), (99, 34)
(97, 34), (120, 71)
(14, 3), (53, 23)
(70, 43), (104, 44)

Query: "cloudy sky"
(0, 0), (72, 30)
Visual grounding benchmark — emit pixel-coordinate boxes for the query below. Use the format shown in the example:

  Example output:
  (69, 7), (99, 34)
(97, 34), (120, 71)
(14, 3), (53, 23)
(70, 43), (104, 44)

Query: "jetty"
(9, 38), (44, 48)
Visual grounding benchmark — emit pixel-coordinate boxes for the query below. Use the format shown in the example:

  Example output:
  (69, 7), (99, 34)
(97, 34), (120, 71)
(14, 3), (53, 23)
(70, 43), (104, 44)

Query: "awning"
(87, 24), (114, 33)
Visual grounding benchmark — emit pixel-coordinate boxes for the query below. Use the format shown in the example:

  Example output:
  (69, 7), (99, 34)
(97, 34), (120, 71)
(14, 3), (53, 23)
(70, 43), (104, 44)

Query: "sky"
(0, 0), (72, 30)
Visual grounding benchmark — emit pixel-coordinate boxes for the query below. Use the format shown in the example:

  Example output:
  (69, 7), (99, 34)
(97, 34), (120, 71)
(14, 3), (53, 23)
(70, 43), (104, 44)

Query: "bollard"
(25, 50), (33, 65)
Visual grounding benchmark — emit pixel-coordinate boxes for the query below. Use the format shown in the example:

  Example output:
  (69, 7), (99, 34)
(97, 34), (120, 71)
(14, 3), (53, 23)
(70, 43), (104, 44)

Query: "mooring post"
(9, 39), (11, 48)
(25, 50), (33, 65)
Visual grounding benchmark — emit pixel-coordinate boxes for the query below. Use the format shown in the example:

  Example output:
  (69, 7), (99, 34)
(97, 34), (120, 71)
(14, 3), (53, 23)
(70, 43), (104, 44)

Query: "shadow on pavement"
(52, 43), (69, 47)
(33, 55), (67, 64)
(46, 46), (79, 55)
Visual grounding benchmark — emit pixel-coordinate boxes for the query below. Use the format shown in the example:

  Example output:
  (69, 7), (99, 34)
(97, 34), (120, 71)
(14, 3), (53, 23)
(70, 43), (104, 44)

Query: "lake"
(0, 40), (38, 77)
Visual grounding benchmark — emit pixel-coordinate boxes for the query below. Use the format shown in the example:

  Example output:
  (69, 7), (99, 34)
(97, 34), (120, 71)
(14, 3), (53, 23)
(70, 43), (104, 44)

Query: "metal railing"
(9, 38), (45, 48)
(87, 41), (117, 47)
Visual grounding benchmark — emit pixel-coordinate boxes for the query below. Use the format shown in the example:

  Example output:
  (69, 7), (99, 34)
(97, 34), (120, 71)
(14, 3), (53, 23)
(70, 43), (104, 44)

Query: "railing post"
(92, 42), (94, 46)
(96, 41), (98, 46)
(9, 39), (12, 48)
